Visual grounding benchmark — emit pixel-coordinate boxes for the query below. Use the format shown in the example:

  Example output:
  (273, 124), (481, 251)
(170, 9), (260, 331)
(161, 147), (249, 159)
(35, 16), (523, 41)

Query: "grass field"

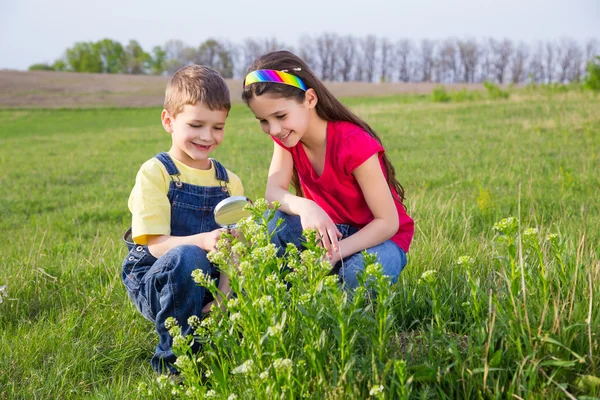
(0, 90), (599, 398)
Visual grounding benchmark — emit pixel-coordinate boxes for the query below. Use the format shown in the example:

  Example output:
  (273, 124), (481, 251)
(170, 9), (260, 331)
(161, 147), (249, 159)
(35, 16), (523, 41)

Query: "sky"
(0, 0), (598, 70)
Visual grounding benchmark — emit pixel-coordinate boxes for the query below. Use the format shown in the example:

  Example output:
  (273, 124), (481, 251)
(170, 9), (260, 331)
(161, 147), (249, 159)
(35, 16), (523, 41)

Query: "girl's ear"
(304, 88), (318, 109)
(161, 109), (174, 133)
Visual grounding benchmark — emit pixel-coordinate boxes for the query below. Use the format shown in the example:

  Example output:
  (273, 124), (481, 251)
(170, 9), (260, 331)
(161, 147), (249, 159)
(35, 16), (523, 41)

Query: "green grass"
(0, 91), (599, 398)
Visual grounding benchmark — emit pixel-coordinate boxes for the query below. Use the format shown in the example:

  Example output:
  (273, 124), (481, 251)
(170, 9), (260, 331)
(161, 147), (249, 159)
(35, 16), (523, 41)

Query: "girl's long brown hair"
(242, 50), (405, 204)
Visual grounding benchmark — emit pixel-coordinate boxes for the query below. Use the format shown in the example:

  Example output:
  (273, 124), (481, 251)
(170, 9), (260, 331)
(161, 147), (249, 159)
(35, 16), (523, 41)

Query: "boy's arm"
(147, 230), (223, 258)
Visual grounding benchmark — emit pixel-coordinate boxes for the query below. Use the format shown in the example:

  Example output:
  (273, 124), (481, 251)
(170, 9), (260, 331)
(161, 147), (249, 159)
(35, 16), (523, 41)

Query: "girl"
(242, 51), (414, 289)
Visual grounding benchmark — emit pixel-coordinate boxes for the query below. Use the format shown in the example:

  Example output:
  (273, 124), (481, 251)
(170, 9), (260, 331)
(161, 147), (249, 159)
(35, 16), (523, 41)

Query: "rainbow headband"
(244, 69), (307, 91)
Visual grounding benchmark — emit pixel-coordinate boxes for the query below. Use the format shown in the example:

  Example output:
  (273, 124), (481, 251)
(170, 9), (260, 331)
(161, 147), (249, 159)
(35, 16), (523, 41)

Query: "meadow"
(0, 89), (599, 399)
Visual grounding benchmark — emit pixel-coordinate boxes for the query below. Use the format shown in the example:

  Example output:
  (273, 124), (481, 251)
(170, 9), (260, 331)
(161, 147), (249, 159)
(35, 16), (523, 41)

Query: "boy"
(121, 65), (243, 374)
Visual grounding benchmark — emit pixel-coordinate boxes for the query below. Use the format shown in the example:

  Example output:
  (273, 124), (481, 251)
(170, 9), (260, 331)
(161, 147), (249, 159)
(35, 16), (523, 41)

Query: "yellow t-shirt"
(128, 157), (244, 244)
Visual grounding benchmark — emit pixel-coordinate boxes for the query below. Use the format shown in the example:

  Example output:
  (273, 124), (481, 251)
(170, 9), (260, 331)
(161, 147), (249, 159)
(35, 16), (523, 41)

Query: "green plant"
(585, 56), (600, 92)
(153, 200), (410, 399)
(432, 85), (451, 102)
(483, 81), (510, 99)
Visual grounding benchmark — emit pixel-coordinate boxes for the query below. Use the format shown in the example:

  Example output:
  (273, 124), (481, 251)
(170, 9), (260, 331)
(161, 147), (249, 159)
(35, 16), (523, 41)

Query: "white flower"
(456, 256), (475, 267)
(205, 389), (216, 398)
(254, 295), (273, 311)
(172, 335), (189, 348)
(228, 394), (238, 400)
(228, 297), (240, 308)
(267, 324), (282, 337)
(174, 355), (192, 370)
(259, 371), (269, 380)
(365, 263), (383, 276)
(230, 312), (242, 323)
(492, 217), (518, 235)
(418, 270), (437, 285)
(232, 359), (254, 375)
(524, 227), (538, 237)
(369, 384), (384, 396)
(205, 369), (213, 378)
(298, 293), (311, 305)
(156, 374), (169, 388)
(273, 358), (293, 372)
(191, 269), (214, 286)
(0, 285), (6, 304)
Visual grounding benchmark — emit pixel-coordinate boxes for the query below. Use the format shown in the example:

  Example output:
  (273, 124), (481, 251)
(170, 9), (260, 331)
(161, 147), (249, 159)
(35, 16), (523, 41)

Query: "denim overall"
(122, 152), (230, 374)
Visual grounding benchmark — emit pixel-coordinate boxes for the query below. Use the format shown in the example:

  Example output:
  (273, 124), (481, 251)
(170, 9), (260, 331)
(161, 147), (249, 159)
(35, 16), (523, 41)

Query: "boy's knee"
(164, 245), (211, 273)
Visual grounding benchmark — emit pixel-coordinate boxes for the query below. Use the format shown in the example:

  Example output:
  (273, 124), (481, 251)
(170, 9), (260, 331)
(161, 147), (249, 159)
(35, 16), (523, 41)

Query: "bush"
(28, 63), (54, 71)
(584, 56), (600, 92)
(483, 81), (510, 99)
(432, 85), (451, 102)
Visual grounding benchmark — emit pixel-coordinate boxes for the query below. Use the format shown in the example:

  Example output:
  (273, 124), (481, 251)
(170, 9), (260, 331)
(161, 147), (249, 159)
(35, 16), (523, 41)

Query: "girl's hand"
(300, 202), (342, 257)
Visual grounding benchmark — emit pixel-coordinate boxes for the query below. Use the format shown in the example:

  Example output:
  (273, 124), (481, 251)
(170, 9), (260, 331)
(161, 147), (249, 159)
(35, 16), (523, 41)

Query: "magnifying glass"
(214, 196), (253, 232)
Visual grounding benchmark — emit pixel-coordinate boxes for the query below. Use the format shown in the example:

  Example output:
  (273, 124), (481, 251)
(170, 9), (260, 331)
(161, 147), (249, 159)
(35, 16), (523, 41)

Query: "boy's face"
(162, 103), (228, 170)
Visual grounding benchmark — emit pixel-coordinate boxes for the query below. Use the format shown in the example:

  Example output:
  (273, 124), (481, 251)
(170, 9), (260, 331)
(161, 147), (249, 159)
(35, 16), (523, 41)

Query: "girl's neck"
(300, 115), (328, 151)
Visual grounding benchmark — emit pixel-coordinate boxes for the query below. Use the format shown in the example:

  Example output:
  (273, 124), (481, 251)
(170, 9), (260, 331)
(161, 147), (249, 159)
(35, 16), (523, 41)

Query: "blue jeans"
(122, 243), (218, 374)
(268, 210), (407, 289)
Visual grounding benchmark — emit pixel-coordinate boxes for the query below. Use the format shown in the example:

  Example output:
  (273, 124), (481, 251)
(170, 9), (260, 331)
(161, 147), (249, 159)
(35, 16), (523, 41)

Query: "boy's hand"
(201, 228), (226, 252)
(300, 202), (342, 258)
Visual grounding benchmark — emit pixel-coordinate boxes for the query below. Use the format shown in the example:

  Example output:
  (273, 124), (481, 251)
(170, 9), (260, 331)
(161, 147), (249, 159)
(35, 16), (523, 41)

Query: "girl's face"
(247, 92), (316, 147)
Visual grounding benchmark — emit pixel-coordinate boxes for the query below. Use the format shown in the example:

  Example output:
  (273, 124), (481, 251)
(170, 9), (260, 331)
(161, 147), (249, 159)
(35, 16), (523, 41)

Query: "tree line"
(29, 34), (599, 84)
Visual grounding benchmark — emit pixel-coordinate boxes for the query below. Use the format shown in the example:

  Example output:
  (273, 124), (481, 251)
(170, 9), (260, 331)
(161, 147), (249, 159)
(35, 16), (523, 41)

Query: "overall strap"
(155, 152), (183, 187)
(210, 158), (230, 194)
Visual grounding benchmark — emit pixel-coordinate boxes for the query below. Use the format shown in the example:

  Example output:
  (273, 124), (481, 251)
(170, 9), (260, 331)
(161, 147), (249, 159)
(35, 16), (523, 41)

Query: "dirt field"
(0, 69), (485, 108)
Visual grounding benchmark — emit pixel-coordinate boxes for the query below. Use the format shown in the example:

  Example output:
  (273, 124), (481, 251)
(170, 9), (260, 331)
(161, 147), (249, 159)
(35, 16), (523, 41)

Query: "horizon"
(1, 0), (599, 71)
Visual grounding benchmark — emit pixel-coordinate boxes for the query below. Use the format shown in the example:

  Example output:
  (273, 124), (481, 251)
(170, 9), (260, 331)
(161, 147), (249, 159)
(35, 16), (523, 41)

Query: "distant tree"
(567, 42), (584, 82)
(239, 37), (289, 77)
(556, 38), (579, 83)
(457, 38), (478, 82)
(315, 33), (339, 80)
(585, 38), (599, 62)
(510, 42), (529, 83)
(360, 35), (378, 82)
(52, 59), (67, 72)
(149, 46), (167, 75)
(163, 39), (188, 74)
(544, 40), (556, 82)
(95, 39), (127, 73)
(437, 38), (458, 83)
(125, 40), (151, 74)
(490, 38), (512, 83)
(419, 39), (435, 82)
(379, 37), (394, 82)
(528, 42), (546, 83)
(337, 35), (356, 82)
(28, 63), (54, 71)
(396, 39), (414, 82)
(66, 41), (103, 73)
(196, 39), (235, 78)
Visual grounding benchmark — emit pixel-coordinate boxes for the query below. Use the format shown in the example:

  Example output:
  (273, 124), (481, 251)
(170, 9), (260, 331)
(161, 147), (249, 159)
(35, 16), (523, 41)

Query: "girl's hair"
(242, 50), (405, 203)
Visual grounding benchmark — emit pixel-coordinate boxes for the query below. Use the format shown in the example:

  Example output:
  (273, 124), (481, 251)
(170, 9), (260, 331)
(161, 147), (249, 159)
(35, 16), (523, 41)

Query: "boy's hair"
(242, 51), (406, 204)
(165, 65), (231, 117)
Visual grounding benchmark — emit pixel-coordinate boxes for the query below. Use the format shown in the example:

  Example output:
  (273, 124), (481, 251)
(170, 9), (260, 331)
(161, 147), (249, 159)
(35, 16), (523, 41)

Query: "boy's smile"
(161, 103), (228, 170)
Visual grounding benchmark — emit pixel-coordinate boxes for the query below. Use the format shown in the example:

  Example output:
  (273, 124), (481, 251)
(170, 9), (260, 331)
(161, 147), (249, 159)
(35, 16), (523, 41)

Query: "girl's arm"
(147, 230), (224, 258)
(330, 154), (399, 264)
(265, 143), (341, 255)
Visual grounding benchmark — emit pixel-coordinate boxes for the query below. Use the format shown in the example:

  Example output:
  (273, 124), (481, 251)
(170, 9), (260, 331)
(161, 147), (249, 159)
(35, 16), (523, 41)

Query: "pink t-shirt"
(273, 120), (414, 252)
